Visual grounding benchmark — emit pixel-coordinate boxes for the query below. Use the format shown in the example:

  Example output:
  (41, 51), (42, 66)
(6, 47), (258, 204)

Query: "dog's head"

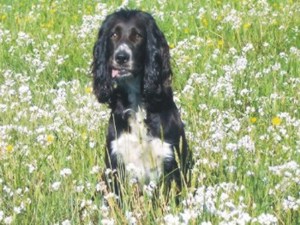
(92, 9), (172, 104)
(109, 15), (146, 80)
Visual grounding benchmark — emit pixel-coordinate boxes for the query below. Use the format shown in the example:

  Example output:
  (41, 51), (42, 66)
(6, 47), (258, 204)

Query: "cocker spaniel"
(92, 9), (192, 198)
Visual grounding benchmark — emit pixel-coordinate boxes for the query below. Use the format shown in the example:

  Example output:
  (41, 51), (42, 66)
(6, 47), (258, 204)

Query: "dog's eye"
(135, 33), (143, 40)
(111, 33), (118, 40)
(131, 33), (143, 42)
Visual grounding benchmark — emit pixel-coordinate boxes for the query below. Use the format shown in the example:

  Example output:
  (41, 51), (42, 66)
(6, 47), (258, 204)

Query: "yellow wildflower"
(272, 116), (282, 126)
(6, 144), (14, 152)
(47, 134), (55, 144)
(169, 43), (175, 49)
(250, 117), (257, 124)
(85, 87), (93, 94)
(217, 39), (224, 49)
(201, 17), (208, 27)
(243, 23), (251, 30)
(1, 14), (7, 21)
(81, 132), (87, 141)
(86, 5), (93, 14)
(42, 20), (54, 29)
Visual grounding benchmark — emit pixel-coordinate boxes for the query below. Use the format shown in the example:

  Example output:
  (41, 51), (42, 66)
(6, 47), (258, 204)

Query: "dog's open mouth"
(112, 68), (132, 78)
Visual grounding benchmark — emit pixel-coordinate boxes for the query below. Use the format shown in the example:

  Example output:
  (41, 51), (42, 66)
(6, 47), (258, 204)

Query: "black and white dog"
(92, 9), (192, 197)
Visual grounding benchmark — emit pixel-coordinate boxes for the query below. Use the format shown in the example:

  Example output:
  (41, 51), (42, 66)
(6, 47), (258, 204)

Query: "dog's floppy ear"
(92, 19), (113, 104)
(143, 13), (172, 99)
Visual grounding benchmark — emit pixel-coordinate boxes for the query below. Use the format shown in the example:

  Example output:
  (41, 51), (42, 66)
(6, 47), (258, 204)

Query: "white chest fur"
(111, 108), (173, 185)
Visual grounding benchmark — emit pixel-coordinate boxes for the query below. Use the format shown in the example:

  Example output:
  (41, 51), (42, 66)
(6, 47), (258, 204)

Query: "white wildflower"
(18, 85), (32, 102)
(75, 185), (84, 193)
(143, 181), (157, 197)
(18, 85), (30, 95)
(197, 7), (206, 19)
(242, 43), (254, 53)
(51, 181), (61, 191)
(89, 141), (96, 148)
(237, 135), (255, 152)
(269, 161), (299, 176)
(96, 181), (106, 192)
(13, 205), (23, 214)
(16, 32), (34, 46)
(27, 164), (36, 173)
(271, 62), (281, 72)
(235, 56), (248, 72)
(229, 47), (237, 55)
(0, 211), (4, 221)
(226, 143), (238, 152)
(90, 165), (100, 174)
(61, 219), (71, 225)
(282, 196), (300, 211)
(60, 168), (72, 177)
(201, 222), (212, 225)
(4, 216), (13, 225)
(290, 46), (300, 56)
(164, 214), (180, 225)
(257, 213), (278, 225)
(101, 218), (114, 225)
(180, 209), (197, 224)
(222, 8), (242, 30)
(126, 211), (137, 225)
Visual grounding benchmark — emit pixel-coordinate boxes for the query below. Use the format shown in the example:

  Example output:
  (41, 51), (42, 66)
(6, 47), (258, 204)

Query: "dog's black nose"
(115, 51), (130, 65)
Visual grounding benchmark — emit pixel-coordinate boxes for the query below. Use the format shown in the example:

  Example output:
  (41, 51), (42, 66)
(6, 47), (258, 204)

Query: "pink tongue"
(112, 69), (119, 78)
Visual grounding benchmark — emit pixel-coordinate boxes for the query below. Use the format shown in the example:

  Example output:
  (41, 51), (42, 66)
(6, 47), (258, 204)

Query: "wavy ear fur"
(143, 13), (173, 105)
(92, 19), (113, 104)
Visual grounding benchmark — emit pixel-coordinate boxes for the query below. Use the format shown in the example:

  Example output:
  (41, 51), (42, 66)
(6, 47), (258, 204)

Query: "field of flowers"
(0, 0), (300, 224)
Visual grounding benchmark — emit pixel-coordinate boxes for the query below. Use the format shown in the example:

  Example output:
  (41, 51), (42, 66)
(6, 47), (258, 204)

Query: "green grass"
(0, 0), (300, 224)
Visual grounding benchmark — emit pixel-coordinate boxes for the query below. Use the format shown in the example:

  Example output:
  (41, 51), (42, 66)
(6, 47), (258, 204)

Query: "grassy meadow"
(1, 0), (300, 224)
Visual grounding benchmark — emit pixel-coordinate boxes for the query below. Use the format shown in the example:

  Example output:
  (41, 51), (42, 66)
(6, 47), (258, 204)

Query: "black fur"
(92, 9), (192, 198)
